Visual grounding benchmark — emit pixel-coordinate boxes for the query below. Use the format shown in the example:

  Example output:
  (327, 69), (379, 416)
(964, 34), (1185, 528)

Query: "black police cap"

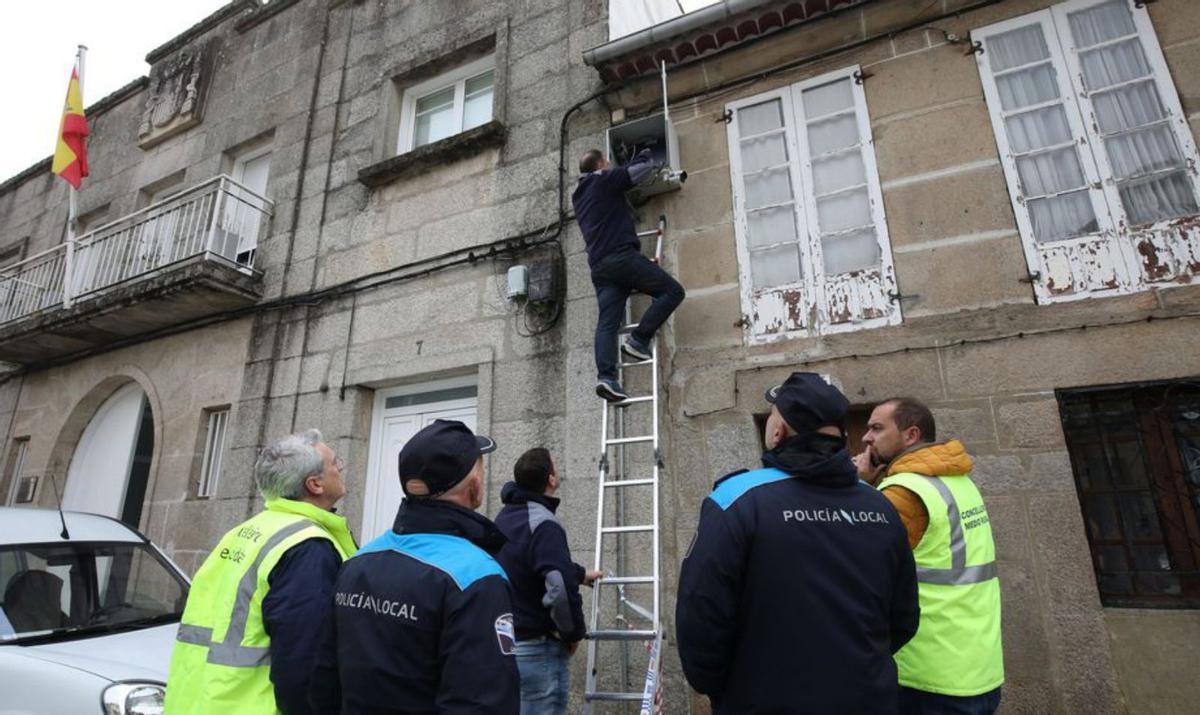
(764, 372), (850, 434)
(398, 419), (497, 498)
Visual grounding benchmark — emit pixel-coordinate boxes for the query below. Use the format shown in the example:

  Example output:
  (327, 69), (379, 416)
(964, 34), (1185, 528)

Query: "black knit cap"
(764, 372), (850, 434)
(398, 419), (496, 498)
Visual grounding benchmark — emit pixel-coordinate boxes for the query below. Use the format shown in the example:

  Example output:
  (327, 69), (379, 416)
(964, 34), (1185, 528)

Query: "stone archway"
(48, 369), (165, 528)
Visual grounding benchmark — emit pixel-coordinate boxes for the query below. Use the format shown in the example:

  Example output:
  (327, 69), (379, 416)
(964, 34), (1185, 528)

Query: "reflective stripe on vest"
(878, 471), (1004, 696)
(915, 476), (997, 586)
(174, 520), (310, 667)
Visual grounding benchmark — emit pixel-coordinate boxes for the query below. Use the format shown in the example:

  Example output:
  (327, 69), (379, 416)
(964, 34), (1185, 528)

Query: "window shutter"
(727, 90), (816, 338)
(792, 70), (900, 330)
(976, 9), (1124, 301)
(1051, 0), (1200, 286)
(726, 68), (901, 342)
(976, 0), (1200, 301)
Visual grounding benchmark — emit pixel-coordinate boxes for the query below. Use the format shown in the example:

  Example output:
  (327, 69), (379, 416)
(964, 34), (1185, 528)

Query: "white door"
(63, 383), (146, 519)
(360, 377), (478, 542)
(227, 151), (271, 265)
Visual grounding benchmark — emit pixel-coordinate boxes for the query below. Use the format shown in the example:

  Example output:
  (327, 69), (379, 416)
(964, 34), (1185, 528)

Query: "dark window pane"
(1078, 442), (1111, 489)
(1118, 492), (1163, 540)
(1098, 572), (1133, 594)
(1060, 384), (1200, 608)
(1085, 494), (1122, 540)
(1096, 545), (1128, 573)
(1173, 408), (1200, 489)
(1108, 438), (1150, 487)
(1130, 544), (1171, 572)
(1134, 572), (1181, 596)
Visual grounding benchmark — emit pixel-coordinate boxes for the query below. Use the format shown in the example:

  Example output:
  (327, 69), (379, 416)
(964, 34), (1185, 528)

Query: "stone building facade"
(1, 0), (1199, 712)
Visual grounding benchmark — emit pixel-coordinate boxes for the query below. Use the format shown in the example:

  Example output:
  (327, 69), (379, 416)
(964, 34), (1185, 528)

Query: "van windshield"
(0, 541), (187, 644)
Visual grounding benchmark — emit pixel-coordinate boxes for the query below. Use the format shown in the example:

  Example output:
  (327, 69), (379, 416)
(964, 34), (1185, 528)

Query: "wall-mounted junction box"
(506, 265), (528, 301)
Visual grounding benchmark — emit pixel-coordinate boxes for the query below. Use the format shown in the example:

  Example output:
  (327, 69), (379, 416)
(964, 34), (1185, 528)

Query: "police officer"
(165, 429), (358, 715)
(676, 373), (920, 713)
(308, 419), (519, 713)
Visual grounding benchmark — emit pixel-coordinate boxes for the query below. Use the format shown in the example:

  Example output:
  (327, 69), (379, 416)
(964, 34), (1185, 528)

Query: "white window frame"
(726, 65), (901, 343)
(396, 55), (495, 154)
(228, 145), (272, 266)
(975, 0), (1200, 303)
(198, 408), (229, 499)
(4, 437), (29, 506)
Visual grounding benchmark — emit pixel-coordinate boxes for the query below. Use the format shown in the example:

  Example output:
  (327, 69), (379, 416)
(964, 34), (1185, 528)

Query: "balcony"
(0, 176), (271, 365)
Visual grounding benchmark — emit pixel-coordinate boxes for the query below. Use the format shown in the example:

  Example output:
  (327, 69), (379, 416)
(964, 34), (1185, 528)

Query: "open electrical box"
(603, 63), (686, 202)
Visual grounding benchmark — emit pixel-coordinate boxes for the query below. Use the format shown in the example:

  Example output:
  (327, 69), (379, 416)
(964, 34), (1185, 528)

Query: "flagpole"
(63, 45), (86, 309)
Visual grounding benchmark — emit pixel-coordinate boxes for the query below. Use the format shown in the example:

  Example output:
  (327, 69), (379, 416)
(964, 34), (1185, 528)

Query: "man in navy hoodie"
(494, 448), (602, 714)
(572, 148), (685, 403)
(676, 373), (920, 714)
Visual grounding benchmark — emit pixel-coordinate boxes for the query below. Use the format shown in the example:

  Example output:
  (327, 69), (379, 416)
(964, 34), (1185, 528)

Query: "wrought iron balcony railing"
(0, 175), (272, 326)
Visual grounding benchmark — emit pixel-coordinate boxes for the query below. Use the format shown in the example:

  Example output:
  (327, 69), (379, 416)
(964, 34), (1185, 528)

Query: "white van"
(0, 507), (189, 714)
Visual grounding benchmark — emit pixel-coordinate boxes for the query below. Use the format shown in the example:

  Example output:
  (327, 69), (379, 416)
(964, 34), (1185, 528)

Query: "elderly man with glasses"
(164, 429), (358, 715)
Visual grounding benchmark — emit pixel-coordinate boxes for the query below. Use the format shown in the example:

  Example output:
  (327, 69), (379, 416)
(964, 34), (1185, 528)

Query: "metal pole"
(660, 61), (669, 126)
(63, 45), (87, 309)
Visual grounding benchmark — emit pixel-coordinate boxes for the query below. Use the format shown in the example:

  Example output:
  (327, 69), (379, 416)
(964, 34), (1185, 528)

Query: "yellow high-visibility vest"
(878, 472), (1004, 697)
(163, 499), (356, 714)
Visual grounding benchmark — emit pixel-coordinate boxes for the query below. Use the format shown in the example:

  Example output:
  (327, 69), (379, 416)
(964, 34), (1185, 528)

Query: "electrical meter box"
(605, 111), (685, 202)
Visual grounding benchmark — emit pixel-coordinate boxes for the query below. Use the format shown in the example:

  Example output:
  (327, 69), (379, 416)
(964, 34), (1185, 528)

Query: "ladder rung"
(616, 395), (653, 404)
(588, 629), (657, 641)
(598, 576), (655, 585)
(635, 230), (660, 238)
(601, 525), (654, 534)
(603, 478), (656, 488)
(618, 359), (654, 368)
(605, 434), (653, 445)
(585, 692), (645, 702)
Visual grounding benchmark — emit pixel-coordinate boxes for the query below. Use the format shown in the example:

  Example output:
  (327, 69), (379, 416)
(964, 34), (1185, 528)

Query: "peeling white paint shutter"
(976, 0), (1200, 302)
(791, 68), (900, 331)
(726, 89), (816, 339)
(976, 9), (1123, 302)
(1050, 0), (1200, 287)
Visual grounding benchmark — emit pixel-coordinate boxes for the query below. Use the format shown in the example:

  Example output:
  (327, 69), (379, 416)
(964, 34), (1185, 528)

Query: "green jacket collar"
(266, 498), (358, 557)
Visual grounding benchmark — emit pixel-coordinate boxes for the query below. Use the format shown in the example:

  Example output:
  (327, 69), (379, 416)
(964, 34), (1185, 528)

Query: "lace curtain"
(990, 1), (1197, 242)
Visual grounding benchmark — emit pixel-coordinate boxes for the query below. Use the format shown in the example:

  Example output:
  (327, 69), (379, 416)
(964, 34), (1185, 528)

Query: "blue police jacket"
(676, 434), (920, 714)
(308, 499), (519, 714)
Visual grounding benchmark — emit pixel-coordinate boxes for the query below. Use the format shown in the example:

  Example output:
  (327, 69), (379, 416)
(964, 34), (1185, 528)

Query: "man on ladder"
(573, 147), (685, 403)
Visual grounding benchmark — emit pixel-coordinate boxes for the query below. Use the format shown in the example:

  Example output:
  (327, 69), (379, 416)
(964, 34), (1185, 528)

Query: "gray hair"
(255, 429), (325, 500)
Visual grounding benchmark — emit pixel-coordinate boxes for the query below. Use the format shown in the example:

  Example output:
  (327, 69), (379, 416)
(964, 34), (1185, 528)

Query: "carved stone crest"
(138, 44), (211, 149)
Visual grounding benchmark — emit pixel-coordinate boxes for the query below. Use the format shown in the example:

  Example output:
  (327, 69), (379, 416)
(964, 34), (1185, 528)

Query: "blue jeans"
(514, 638), (570, 715)
(591, 250), (685, 380)
(898, 686), (1002, 715)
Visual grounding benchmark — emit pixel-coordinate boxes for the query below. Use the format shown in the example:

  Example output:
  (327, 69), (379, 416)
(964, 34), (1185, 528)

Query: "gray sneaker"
(621, 336), (653, 361)
(595, 379), (629, 403)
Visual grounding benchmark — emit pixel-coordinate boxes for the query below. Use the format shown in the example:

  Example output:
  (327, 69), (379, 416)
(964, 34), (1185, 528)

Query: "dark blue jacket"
(676, 435), (920, 714)
(572, 149), (656, 268)
(308, 500), (519, 714)
(493, 482), (587, 642)
(263, 538), (342, 715)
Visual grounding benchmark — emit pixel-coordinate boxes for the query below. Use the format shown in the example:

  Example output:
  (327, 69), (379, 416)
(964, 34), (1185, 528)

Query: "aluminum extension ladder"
(583, 216), (666, 714)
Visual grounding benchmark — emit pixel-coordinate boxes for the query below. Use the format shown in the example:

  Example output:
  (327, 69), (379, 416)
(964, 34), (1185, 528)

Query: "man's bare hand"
(853, 450), (886, 485)
(583, 569), (603, 587)
(567, 640), (580, 656)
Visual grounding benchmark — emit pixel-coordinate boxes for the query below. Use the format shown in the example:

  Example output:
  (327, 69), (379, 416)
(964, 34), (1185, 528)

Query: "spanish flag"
(52, 65), (88, 189)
